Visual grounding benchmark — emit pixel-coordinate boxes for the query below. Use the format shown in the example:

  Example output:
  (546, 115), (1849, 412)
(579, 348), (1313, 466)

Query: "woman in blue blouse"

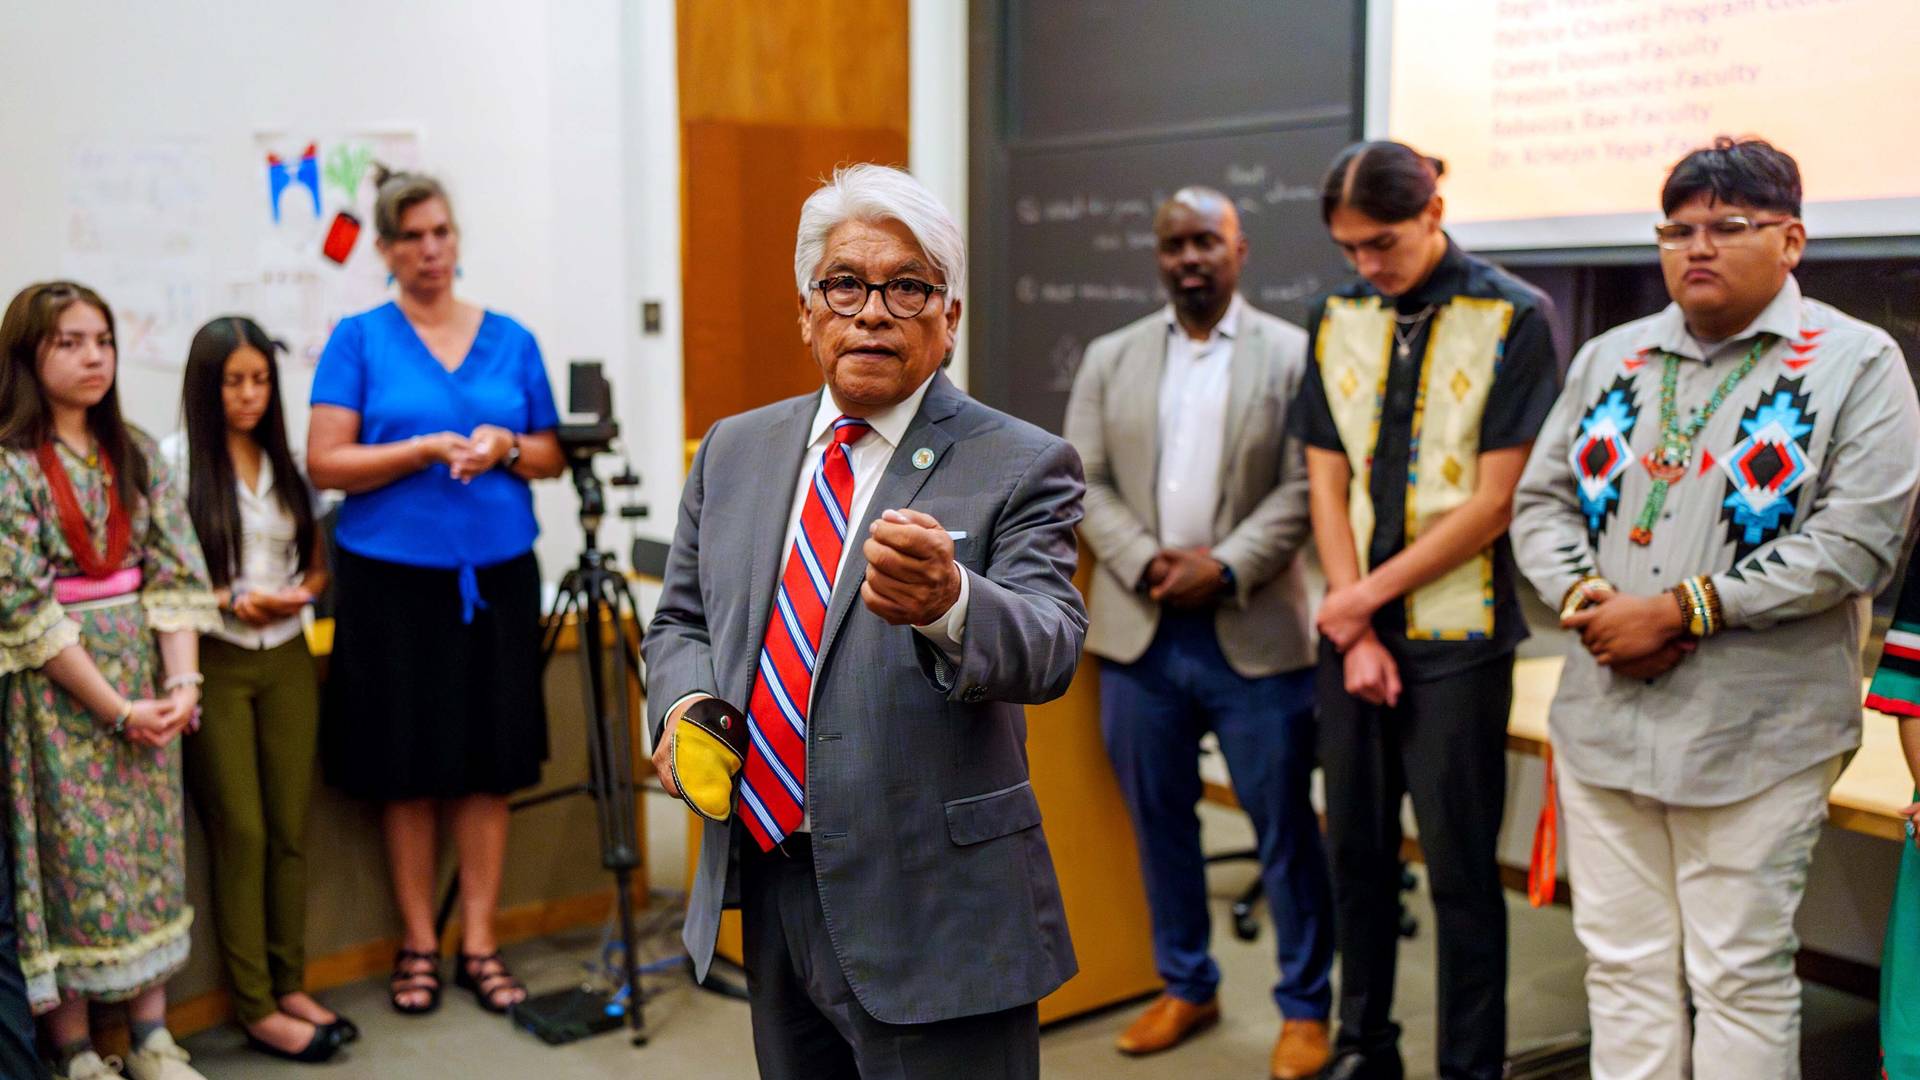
(307, 169), (564, 1017)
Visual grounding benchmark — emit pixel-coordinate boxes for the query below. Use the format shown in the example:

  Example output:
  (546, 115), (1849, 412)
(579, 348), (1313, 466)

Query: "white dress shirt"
(779, 374), (970, 661)
(1156, 294), (1241, 549)
(160, 433), (309, 650)
(671, 374), (969, 829)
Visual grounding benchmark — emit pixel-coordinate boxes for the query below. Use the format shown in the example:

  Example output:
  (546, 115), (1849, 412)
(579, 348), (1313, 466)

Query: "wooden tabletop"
(1509, 656), (1911, 842)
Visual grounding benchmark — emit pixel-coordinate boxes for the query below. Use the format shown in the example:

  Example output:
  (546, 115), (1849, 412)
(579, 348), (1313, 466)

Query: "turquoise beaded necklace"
(1627, 334), (1774, 546)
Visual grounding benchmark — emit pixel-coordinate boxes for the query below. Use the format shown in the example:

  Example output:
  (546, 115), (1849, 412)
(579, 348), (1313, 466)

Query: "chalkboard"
(995, 121), (1356, 432)
(1008, 0), (1355, 141)
(1570, 256), (1920, 390)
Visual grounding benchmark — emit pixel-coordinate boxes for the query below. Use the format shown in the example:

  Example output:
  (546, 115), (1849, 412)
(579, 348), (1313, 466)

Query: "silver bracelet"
(163, 672), (204, 692)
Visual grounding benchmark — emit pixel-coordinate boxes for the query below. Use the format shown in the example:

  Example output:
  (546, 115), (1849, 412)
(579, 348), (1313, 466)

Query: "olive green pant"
(183, 636), (320, 1023)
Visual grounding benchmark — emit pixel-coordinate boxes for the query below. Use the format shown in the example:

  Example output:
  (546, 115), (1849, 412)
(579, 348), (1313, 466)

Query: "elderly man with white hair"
(645, 163), (1088, 1079)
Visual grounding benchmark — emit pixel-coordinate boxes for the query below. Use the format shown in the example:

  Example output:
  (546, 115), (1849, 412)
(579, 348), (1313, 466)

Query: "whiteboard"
(0, 0), (681, 570)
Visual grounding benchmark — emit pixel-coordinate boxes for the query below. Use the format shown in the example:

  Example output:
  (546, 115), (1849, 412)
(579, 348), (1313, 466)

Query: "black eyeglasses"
(1653, 216), (1794, 250)
(813, 276), (948, 319)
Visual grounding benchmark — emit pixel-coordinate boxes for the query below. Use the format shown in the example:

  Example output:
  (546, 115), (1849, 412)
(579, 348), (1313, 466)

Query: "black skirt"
(322, 547), (549, 800)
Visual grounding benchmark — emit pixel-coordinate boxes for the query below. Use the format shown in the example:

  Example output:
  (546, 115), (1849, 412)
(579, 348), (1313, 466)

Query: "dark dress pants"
(740, 832), (1040, 1080)
(1099, 611), (1333, 1019)
(1316, 643), (1512, 1080)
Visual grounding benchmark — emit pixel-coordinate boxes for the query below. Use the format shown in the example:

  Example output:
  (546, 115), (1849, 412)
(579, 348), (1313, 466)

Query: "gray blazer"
(645, 372), (1087, 1025)
(1063, 303), (1315, 678)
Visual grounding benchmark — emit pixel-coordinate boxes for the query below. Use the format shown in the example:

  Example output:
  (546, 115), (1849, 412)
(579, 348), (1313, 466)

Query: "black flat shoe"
(323, 1015), (360, 1044)
(245, 1024), (342, 1064)
(1321, 1051), (1405, 1080)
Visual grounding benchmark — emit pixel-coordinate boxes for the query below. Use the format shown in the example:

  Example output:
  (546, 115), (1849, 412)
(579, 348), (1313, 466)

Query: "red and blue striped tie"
(739, 415), (871, 851)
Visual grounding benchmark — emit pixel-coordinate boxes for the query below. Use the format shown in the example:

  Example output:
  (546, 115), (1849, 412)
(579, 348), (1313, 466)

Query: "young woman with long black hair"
(162, 316), (350, 1064)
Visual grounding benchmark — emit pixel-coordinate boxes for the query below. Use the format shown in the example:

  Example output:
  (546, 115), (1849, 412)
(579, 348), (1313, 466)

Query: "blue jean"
(1099, 611), (1332, 1019)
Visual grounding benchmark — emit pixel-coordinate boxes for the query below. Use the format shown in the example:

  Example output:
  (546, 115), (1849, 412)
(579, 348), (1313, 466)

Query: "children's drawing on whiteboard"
(265, 144), (321, 224)
(320, 143), (375, 263)
(322, 143), (375, 204)
(62, 139), (214, 371)
(247, 130), (418, 366)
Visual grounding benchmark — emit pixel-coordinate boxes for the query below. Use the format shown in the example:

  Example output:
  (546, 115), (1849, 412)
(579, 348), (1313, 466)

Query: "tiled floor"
(180, 804), (1877, 1079)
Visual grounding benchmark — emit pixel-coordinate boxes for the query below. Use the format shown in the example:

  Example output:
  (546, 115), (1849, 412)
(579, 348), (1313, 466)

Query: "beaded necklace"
(1628, 334), (1773, 545)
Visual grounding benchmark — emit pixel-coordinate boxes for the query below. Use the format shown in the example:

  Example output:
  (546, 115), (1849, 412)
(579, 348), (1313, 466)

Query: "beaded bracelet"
(1670, 576), (1722, 638)
(163, 672), (204, 692)
(1559, 575), (1615, 621)
(111, 699), (132, 737)
(1670, 582), (1700, 638)
(1696, 576), (1725, 636)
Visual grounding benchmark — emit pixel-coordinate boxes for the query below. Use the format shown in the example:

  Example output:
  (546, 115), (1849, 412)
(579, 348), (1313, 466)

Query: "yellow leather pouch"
(669, 697), (749, 823)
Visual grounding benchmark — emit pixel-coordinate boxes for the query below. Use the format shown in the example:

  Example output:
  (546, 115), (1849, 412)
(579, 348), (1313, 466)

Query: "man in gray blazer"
(645, 164), (1086, 1080)
(1063, 188), (1331, 1080)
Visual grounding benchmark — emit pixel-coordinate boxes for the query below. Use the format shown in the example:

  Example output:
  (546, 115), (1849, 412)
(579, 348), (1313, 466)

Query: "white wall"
(620, 0), (686, 550)
(0, 0), (975, 902)
(0, 0), (683, 573)
(910, 0), (970, 389)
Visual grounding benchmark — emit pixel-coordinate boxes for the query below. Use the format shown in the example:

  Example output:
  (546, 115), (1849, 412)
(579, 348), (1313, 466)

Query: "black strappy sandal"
(456, 951), (527, 1014)
(389, 948), (442, 1015)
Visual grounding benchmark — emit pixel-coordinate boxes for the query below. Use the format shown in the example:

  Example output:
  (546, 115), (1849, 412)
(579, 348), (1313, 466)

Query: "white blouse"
(161, 434), (308, 650)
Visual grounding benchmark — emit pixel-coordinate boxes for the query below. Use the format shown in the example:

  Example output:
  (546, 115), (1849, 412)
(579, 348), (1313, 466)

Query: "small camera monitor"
(558, 360), (619, 455)
(568, 360), (612, 422)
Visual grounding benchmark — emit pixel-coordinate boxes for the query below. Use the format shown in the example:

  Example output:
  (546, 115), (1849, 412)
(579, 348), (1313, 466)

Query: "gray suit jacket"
(645, 372), (1086, 1025)
(1063, 303), (1315, 678)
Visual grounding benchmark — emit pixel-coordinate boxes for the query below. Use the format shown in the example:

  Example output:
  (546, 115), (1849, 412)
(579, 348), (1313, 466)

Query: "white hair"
(793, 164), (967, 306)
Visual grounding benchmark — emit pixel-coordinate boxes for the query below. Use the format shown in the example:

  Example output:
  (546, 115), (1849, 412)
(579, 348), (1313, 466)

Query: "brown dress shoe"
(1271, 1019), (1332, 1079)
(1114, 993), (1221, 1055)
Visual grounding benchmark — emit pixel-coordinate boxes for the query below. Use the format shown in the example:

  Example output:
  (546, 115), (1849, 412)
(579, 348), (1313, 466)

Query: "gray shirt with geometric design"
(1512, 275), (1920, 806)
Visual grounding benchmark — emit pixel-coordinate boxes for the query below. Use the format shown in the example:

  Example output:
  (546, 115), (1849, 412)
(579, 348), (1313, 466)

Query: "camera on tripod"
(557, 361), (644, 535)
(558, 360), (621, 457)
(501, 360), (654, 1045)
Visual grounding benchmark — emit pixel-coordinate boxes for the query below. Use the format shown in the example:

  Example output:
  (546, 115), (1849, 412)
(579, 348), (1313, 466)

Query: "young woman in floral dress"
(0, 281), (220, 1080)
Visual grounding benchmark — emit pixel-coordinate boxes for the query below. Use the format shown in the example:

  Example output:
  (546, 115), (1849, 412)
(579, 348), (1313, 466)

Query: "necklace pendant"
(1396, 342), (1410, 360)
(1642, 451), (1688, 484)
(1642, 438), (1690, 483)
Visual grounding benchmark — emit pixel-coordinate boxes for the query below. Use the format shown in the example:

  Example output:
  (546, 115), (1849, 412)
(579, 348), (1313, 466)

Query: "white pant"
(1558, 756), (1843, 1080)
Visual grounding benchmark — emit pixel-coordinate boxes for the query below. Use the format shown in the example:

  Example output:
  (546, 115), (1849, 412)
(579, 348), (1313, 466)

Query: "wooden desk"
(1507, 655), (1910, 841)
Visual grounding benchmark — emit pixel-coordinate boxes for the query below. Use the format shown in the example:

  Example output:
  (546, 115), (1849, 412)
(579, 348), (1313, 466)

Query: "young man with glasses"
(1512, 137), (1920, 1077)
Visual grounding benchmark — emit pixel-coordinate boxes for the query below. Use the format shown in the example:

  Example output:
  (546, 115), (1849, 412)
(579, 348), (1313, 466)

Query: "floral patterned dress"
(0, 430), (218, 1011)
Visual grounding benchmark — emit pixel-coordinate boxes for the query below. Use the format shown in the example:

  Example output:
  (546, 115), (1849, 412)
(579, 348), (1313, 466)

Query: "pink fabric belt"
(53, 567), (143, 606)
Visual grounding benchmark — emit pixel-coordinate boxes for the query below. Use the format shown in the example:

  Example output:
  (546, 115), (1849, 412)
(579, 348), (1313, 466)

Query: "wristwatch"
(1216, 561), (1236, 594)
(502, 433), (522, 470)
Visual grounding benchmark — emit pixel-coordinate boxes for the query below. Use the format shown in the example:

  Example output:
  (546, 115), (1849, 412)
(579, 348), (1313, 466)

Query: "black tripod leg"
(609, 575), (647, 694)
(428, 549), (689, 1047)
(601, 573), (747, 1004)
(578, 566), (646, 1042)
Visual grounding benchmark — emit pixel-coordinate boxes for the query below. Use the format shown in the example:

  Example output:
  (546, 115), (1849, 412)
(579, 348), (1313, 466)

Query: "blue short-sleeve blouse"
(311, 302), (560, 581)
